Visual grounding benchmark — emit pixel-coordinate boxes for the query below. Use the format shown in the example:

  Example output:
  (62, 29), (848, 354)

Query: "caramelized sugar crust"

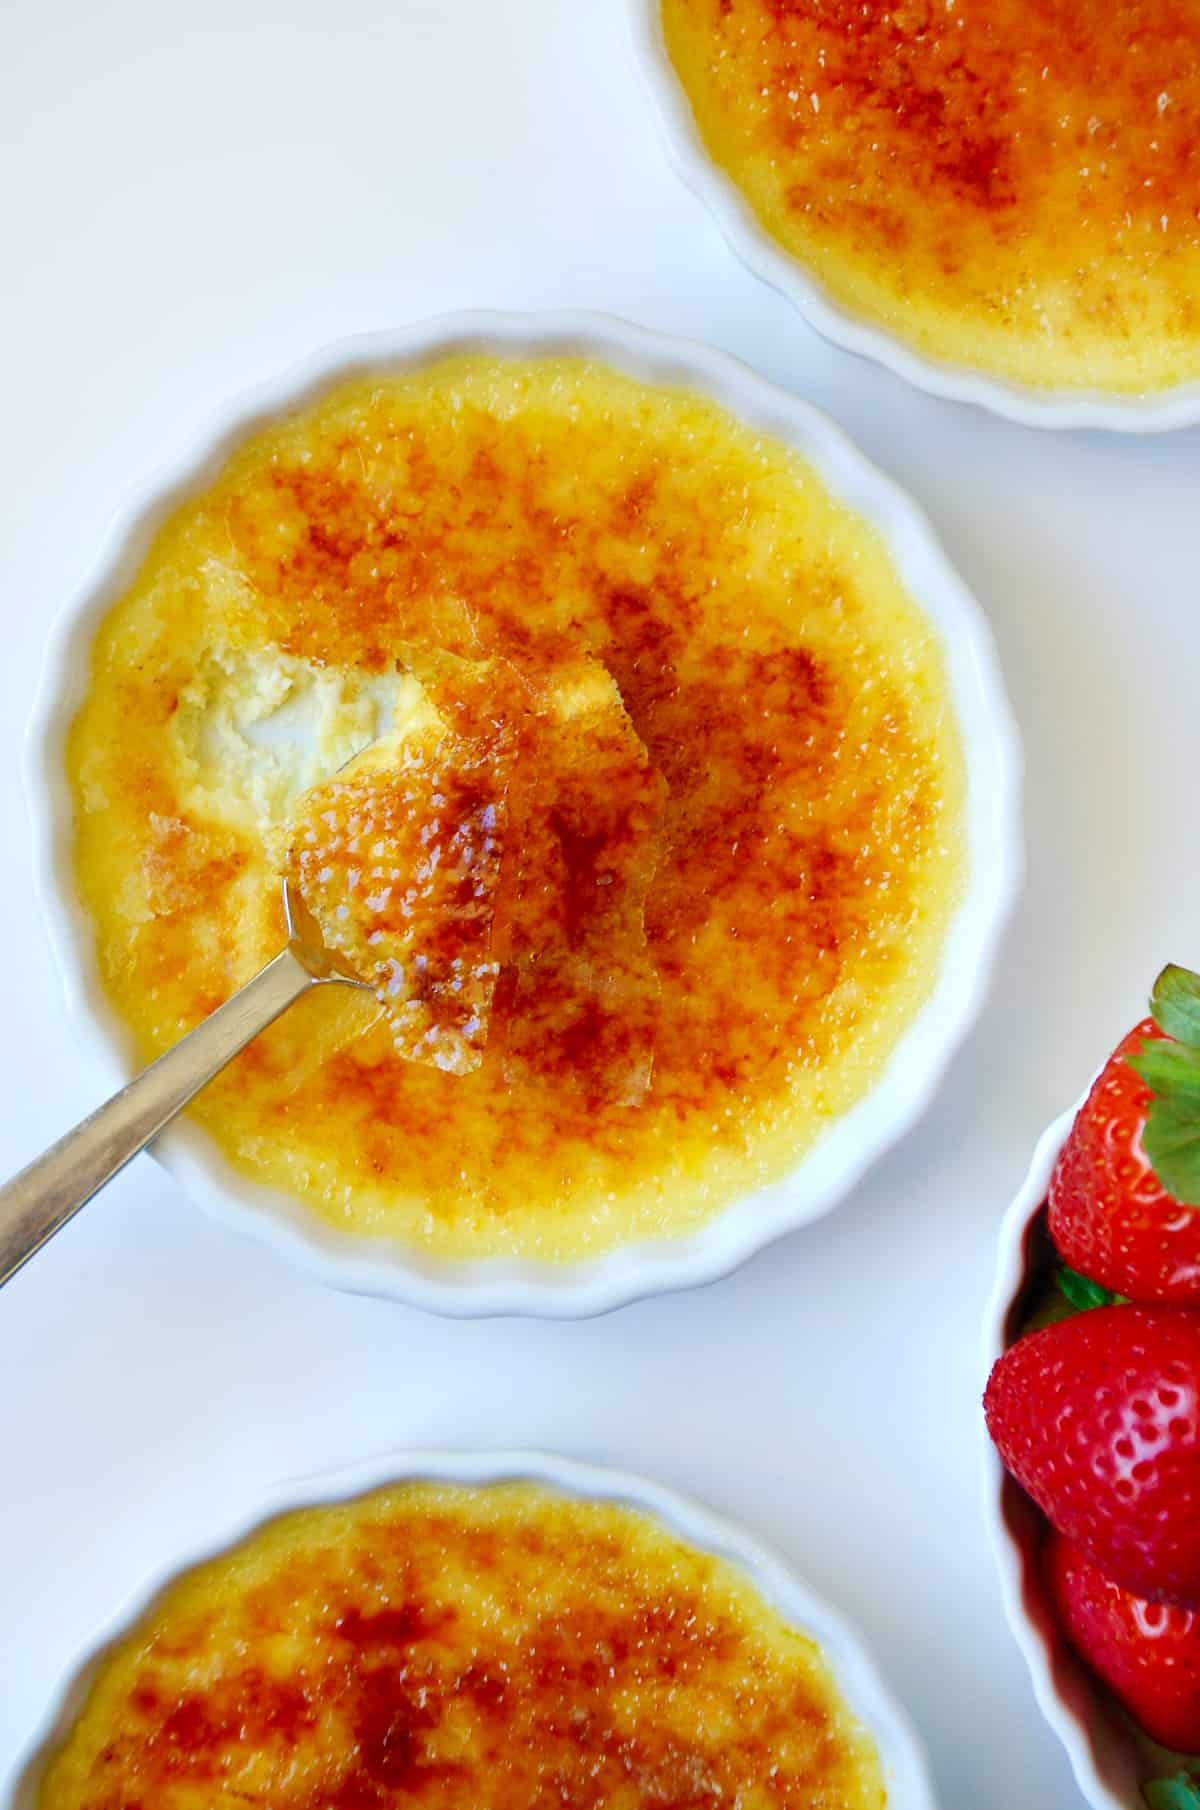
(284, 653), (667, 1100)
(662, 0), (1200, 392)
(68, 357), (963, 1260)
(38, 1483), (885, 1810)
(282, 699), (508, 1076)
(492, 659), (667, 1108)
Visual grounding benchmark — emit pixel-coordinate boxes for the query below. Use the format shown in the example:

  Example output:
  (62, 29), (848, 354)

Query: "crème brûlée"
(68, 354), (964, 1261)
(661, 0), (1200, 394)
(37, 1482), (886, 1810)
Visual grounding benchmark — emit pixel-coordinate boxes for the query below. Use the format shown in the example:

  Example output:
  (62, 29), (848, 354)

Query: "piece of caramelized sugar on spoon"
(497, 659), (668, 1107)
(284, 648), (667, 1102)
(282, 693), (508, 1075)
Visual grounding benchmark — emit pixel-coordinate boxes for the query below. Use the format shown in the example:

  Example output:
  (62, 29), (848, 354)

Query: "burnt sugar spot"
(348, 1673), (437, 1793)
(131, 1668), (319, 1773)
(763, 0), (1019, 213)
(332, 1602), (453, 1648)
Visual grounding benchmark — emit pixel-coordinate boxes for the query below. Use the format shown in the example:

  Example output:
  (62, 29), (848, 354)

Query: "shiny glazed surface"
(68, 355), (964, 1260)
(37, 1481), (886, 1810)
(661, 0), (1200, 393)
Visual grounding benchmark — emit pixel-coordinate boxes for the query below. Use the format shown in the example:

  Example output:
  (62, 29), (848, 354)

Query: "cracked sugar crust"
(283, 653), (667, 1102)
(282, 692), (509, 1077)
(37, 1483), (885, 1810)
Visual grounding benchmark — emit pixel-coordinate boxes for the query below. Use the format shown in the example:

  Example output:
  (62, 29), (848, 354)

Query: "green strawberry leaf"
(1124, 971), (1200, 1209)
(1144, 1773), (1200, 1810)
(1151, 965), (1200, 1051)
(1055, 1264), (1124, 1312)
(1130, 1041), (1200, 1106)
(1141, 1099), (1200, 1209)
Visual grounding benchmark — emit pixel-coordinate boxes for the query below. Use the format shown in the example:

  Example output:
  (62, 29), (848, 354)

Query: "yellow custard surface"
(67, 355), (964, 1261)
(662, 0), (1200, 394)
(38, 1481), (887, 1810)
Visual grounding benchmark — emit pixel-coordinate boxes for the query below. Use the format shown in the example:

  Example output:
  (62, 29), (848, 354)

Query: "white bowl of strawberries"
(984, 965), (1200, 1810)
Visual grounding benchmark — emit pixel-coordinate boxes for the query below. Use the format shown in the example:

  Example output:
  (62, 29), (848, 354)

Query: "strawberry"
(1045, 1530), (1200, 1752)
(1048, 965), (1200, 1304)
(983, 1305), (1200, 1606)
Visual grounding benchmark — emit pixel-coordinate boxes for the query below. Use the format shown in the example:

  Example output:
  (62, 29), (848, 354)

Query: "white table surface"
(3, 2), (1199, 1803)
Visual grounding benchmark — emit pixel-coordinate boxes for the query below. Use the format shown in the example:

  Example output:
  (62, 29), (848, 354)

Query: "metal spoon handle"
(0, 947), (314, 1288)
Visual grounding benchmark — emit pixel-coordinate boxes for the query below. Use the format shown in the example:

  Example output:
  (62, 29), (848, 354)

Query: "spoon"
(0, 880), (368, 1288)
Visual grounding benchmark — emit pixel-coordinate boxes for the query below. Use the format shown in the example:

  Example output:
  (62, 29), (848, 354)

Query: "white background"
(2, 2), (1199, 1804)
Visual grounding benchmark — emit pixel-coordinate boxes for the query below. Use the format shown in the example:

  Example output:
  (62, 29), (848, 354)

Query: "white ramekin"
(982, 1102), (1151, 1810)
(26, 310), (1021, 1317)
(628, 1), (1200, 435)
(9, 1448), (939, 1810)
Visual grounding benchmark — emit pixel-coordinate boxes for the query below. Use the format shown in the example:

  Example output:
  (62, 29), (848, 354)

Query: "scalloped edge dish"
(8, 1448), (940, 1810)
(26, 309), (1021, 1317)
(982, 1101), (1148, 1810)
(629, 0), (1200, 435)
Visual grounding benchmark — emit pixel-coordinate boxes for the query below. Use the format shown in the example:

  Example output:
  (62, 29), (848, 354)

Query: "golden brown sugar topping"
(67, 356), (963, 1259)
(284, 652), (668, 1098)
(38, 1484), (886, 1810)
(662, 0), (1200, 391)
(494, 659), (667, 1107)
(282, 697), (509, 1076)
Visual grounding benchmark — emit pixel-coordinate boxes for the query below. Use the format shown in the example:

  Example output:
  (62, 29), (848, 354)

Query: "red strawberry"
(984, 1305), (1200, 1606)
(1045, 1530), (1200, 1752)
(1048, 966), (1200, 1304)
